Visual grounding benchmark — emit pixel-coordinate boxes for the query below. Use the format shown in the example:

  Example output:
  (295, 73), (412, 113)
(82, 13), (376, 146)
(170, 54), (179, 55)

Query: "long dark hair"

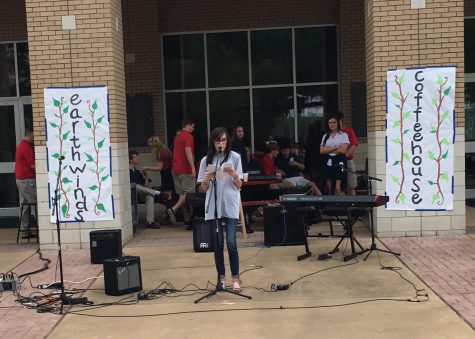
(231, 125), (244, 141)
(322, 113), (342, 146)
(206, 127), (230, 165)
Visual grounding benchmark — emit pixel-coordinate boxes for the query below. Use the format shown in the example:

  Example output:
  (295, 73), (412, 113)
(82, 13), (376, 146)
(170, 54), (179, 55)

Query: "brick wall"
(466, 0), (475, 16)
(25, 0), (127, 145)
(365, 0), (464, 133)
(339, 0), (366, 127)
(158, 0), (338, 33)
(122, 0), (163, 138)
(0, 0), (27, 41)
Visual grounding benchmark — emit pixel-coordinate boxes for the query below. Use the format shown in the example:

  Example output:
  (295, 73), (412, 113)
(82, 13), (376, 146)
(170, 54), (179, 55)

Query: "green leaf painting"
(391, 92), (399, 99)
(89, 185), (98, 191)
(402, 111), (410, 119)
(428, 151), (435, 160)
(98, 139), (105, 149)
(63, 106), (69, 113)
(392, 120), (400, 128)
(441, 138), (449, 145)
(441, 150), (449, 159)
(431, 98), (437, 106)
(97, 203), (106, 213)
(393, 160), (400, 166)
(61, 204), (68, 217)
(50, 122), (58, 128)
(440, 173), (449, 181)
(443, 86), (451, 96)
(101, 175), (109, 182)
(432, 194), (440, 203)
(62, 131), (70, 140)
(85, 120), (92, 129)
(85, 153), (94, 162)
(62, 177), (72, 184)
(403, 153), (410, 160)
(52, 153), (60, 159)
(92, 100), (98, 110)
(399, 193), (406, 203)
(53, 98), (61, 107)
(391, 175), (399, 184)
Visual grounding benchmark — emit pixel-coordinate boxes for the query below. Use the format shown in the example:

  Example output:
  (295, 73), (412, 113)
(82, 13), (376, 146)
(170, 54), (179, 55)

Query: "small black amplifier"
(103, 256), (142, 296)
(90, 229), (122, 264)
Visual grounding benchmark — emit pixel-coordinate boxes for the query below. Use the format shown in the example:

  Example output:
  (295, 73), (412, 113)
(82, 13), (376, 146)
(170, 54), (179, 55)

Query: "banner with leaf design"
(386, 67), (455, 210)
(45, 87), (113, 222)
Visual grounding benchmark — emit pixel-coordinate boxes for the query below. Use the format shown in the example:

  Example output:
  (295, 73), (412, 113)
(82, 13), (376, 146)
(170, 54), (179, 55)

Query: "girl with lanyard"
(320, 114), (349, 195)
(197, 127), (243, 292)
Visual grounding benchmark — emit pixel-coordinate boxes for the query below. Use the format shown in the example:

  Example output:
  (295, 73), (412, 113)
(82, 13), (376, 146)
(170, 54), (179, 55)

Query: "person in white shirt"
(320, 114), (349, 195)
(197, 127), (243, 292)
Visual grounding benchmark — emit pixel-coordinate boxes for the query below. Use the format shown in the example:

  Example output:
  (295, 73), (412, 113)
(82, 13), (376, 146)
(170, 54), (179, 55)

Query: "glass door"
(0, 99), (21, 217)
(466, 76), (475, 199)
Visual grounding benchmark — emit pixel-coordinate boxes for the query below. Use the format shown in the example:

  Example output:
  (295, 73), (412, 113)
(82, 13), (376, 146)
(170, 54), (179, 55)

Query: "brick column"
(365, 0), (465, 237)
(25, 0), (132, 249)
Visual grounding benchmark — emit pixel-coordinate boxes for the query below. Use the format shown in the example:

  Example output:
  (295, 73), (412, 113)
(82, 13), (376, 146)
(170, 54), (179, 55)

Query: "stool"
(17, 202), (38, 243)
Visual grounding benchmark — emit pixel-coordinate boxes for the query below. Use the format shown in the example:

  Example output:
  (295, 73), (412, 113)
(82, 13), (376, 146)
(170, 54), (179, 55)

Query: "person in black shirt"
(231, 126), (248, 173)
(275, 142), (321, 195)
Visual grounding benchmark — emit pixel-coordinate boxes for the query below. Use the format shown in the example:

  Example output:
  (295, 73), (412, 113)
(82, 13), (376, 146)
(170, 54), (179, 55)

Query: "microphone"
(217, 146), (223, 153)
(59, 155), (65, 160)
(338, 162), (345, 172)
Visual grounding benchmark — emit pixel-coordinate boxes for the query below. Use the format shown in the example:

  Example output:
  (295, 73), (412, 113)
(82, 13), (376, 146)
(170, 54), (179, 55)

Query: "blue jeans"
(208, 218), (239, 278)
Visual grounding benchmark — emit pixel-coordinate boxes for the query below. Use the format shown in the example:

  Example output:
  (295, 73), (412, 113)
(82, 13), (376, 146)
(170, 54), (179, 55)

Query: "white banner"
(386, 67), (455, 210)
(45, 87), (113, 222)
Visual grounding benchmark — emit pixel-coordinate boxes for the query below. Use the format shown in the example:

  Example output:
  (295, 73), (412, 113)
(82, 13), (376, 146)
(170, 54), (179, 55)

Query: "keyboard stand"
(325, 208), (367, 262)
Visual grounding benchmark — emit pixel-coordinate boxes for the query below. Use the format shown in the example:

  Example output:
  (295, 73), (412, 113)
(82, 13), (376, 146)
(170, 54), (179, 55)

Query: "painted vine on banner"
(45, 87), (113, 222)
(386, 67), (455, 210)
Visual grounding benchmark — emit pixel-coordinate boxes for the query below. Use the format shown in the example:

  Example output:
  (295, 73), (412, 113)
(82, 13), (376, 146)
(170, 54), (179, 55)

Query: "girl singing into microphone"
(197, 127), (243, 292)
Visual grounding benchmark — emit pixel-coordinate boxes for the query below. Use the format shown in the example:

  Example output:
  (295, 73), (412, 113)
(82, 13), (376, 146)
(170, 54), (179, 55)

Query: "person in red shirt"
(254, 142), (280, 176)
(339, 112), (359, 196)
(15, 130), (37, 235)
(167, 118), (196, 229)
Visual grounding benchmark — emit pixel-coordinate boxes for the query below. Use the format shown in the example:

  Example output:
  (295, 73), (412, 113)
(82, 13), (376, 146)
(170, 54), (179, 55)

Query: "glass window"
(0, 173), (19, 208)
(295, 27), (338, 83)
(0, 43), (16, 97)
(209, 89), (251, 142)
(465, 82), (475, 142)
(296, 85), (338, 145)
(465, 19), (475, 74)
(251, 29), (292, 85)
(165, 91), (207, 159)
(163, 34), (205, 90)
(0, 105), (17, 162)
(17, 43), (31, 96)
(253, 87), (294, 142)
(207, 32), (249, 88)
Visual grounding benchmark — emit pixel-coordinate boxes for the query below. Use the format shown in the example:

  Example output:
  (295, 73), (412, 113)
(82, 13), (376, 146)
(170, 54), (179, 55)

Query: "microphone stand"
(52, 157), (90, 313)
(195, 151), (251, 303)
(342, 168), (400, 261)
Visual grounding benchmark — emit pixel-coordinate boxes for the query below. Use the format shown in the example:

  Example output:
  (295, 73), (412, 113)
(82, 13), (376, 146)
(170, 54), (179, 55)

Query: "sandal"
(232, 278), (241, 292)
(218, 276), (226, 291)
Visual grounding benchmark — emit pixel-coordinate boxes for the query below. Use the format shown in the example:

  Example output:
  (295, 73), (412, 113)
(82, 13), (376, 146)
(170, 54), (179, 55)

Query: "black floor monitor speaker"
(103, 256), (142, 296)
(90, 229), (122, 264)
(192, 217), (214, 252)
(263, 206), (306, 246)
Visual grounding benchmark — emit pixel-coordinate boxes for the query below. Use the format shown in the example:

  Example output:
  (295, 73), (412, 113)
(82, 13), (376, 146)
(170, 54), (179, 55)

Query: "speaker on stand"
(89, 229), (122, 264)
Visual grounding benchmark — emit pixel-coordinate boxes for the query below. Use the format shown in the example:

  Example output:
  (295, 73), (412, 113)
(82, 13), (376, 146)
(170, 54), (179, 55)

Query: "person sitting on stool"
(15, 130), (37, 239)
(197, 127), (243, 292)
(129, 151), (168, 229)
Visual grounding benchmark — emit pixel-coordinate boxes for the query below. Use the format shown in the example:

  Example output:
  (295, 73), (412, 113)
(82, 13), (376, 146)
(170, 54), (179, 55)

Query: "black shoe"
(246, 229), (254, 234)
(166, 208), (176, 225)
(146, 222), (161, 229)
